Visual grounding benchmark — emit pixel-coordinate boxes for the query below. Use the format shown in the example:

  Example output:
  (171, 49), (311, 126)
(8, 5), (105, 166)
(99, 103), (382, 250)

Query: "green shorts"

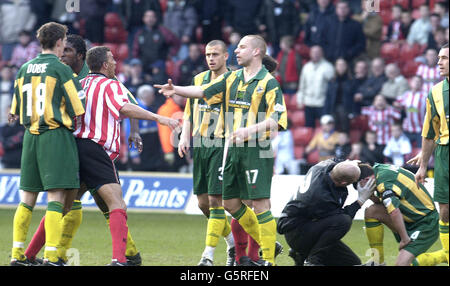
(433, 144), (448, 204)
(20, 128), (80, 192)
(192, 141), (224, 196)
(393, 211), (440, 257)
(222, 140), (274, 200)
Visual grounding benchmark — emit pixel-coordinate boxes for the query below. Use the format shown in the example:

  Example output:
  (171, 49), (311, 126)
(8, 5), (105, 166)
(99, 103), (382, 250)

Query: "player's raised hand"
(406, 151), (422, 166)
(154, 79), (176, 98)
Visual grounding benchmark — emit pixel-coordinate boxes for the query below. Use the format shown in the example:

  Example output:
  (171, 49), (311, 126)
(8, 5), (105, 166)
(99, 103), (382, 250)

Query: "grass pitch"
(0, 208), (444, 266)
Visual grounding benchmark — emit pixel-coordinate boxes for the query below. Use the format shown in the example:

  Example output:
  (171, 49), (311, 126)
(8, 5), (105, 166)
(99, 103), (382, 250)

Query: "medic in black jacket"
(277, 159), (375, 266)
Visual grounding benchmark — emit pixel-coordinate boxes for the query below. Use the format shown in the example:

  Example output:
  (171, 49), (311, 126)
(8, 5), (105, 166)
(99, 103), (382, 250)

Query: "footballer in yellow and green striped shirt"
(363, 163), (440, 265)
(156, 35), (287, 265)
(10, 53), (85, 135)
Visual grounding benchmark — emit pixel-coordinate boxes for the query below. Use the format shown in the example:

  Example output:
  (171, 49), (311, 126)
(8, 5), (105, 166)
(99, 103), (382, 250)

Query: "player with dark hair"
(362, 163), (442, 266)
(277, 160), (376, 266)
(179, 39), (235, 266)
(75, 46), (179, 265)
(9, 22), (86, 266)
(23, 34), (143, 266)
(407, 42), (449, 265)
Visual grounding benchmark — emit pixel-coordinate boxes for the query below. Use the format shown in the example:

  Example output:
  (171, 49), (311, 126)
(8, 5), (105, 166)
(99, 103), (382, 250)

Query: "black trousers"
(284, 214), (361, 266)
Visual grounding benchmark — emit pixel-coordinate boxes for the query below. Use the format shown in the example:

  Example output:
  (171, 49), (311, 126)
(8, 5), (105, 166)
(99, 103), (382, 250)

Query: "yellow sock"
(206, 207), (226, 248)
(44, 201), (63, 263)
(365, 218), (385, 263)
(57, 200), (83, 262)
(11, 202), (33, 261)
(125, 229), (138, 257)
(413, 249), (448, 266)
(439, 220), (449, 265)
(233, 204), (261, 246)
(257, 211), (277, 265)
(105, 212), (138, 257)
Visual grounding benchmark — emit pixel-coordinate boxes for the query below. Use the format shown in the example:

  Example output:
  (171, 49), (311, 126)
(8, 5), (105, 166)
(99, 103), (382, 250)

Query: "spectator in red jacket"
(275, 35), (302, 95)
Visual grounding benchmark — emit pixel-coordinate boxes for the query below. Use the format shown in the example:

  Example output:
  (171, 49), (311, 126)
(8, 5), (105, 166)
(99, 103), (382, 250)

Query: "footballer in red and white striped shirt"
(394, 76), (427, 134)
(362, 95), (402, 145)
(74, 74), (129, 160)
(416, 49), (443, 93)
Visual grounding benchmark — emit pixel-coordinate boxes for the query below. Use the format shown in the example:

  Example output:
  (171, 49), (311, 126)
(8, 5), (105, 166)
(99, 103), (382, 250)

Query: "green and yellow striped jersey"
(422, 78), (449, 145)
(201, 66), (287, 140)
(373, 163), (437, 227)
(183, 70), (225, 139)
(10, 53), (85, 135)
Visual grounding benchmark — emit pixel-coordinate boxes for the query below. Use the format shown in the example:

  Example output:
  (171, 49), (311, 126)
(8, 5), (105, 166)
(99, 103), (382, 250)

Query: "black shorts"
(76, 138), (120, 190)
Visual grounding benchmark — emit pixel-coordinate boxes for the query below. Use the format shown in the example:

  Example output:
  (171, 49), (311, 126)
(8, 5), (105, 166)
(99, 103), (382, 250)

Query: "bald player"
(277, 159), (376, 266)
(156, 35), (287, 265)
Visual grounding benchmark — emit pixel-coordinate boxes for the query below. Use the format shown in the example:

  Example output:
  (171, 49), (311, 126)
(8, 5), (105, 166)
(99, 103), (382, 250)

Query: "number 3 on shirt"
(23, 82), (46, 117)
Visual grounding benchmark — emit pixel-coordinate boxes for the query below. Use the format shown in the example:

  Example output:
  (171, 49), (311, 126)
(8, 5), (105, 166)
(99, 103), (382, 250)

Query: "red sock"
(25, 215), (46, 260)
(109, 209), (128, 263)
(231, 218), (247, 263)
(248, 234), (260, 261)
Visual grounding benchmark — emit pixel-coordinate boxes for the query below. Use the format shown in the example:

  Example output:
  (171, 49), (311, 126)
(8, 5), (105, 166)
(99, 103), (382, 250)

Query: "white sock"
(224, 233), (235, 250)
(202, 246), (215, 261)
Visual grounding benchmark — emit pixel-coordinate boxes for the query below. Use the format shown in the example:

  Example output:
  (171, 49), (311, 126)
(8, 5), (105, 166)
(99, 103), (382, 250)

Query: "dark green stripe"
(365, 221), (382, 228)
(47, 201), (63, 213)
(20, 202), (33, 212)
(257, 211), (273, 224)
(232, 204), (247, 220)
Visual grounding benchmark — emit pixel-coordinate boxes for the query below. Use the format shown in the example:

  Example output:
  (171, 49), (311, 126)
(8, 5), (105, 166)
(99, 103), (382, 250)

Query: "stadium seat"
(294, 145), (305, 159)
(401, 61), (421, 78)
(295, 43), (310, 60)
(116, 43), (129, 61)
(380, 0), (392, 11)
(307, 150), (319, 164)
(349, 129), (362, 144)
(380, 9), (392, 26)
(399, 43), (423, 63)
(104, 12), (123, 29)
(292, 127), (314, 146)
(289, 110), (305, 127)
(350, 115), (369, 132)
(412, 0), (427, 9)
(380, 42), (400, 63)
(395, 0), (410, 9)
(160, 0), (168, 12)
(412, 8), (421, 19)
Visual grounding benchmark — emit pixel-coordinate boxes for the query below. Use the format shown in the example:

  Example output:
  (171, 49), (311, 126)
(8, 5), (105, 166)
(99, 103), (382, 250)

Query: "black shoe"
(252, 259), (273, 266)
(28, 257), (44, 266)
(40, 258), (66, 266)
(259, 241), (284, 258)
(10, 258), (33, 266)
(288, 248), (304, 266)
(197, 257), (214, 266)
(236, 256), (255, 266)
(107, 259), (128, 266)
(226, 247), (235, 266)
(126, 252), (142, 266)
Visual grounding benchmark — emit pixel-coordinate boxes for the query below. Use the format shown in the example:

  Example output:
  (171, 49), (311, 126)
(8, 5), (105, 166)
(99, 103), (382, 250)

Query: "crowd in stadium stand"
(0, 0), (448, 174)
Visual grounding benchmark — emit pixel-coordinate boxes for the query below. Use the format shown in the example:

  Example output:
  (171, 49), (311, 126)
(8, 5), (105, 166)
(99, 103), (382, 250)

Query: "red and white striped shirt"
(395, 90), (427, 134)
(74, 74), (129, 160)
(416, 64), (442, 93)
(361, 105), (402, 145)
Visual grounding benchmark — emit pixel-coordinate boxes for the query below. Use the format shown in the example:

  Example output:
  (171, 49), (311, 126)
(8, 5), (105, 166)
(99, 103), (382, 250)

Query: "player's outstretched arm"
(120, 103), (180, 130)
(154, 79), (204, 99)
